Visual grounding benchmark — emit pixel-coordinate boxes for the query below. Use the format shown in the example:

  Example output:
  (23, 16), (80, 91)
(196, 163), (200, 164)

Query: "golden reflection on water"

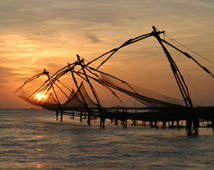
(35, 163), (45, 169)
(34, 148), (45, 152)
(35, 135), (44, 139)
(33, 135), (47, 169)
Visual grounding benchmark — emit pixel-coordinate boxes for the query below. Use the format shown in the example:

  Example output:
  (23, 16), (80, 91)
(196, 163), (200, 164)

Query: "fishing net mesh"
(15, 65), (184, 111)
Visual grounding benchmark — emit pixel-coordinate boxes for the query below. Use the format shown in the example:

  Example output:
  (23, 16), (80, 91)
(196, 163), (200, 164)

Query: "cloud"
(0, 0), (121, 32)
(0, 64), (34, 84)
(85, 33), (102, 43)
(0, 65), (14, 84)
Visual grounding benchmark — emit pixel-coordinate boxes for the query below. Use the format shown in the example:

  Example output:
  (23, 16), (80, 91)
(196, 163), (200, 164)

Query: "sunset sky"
(0, 0), (213, 108)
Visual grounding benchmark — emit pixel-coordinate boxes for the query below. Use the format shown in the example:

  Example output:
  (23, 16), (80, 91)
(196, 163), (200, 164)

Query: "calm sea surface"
(0, 109), (213, 170)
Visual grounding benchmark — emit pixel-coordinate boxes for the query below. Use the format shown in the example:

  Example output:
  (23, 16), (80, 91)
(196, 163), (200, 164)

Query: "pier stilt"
(56, 110), (58, 121)
(193, 118), (199, 136)
(171, 120), (174, 128)
(100, 116), (105, 128)
(186, 119), (193, 136)
(168, 121), (171, 128)
(87, 111), (91, 125)
(71, 112), (74, 119)
(83, 112), (87, 119)
(154, 121), (158, 128)
(162, 121), (166, 128)
(115, 118), (118, 125)
(186, 115), (199, 136)
(60, 110), (63, 122)
(212, 120), (214, 132)
(80, 111), (82, 122)
(150, 121), (153, 128)
(176, 120), (180, 127)
(122, 119), (127, 128)
(132, 120), (136, 126)
(142, 121), (147, 126)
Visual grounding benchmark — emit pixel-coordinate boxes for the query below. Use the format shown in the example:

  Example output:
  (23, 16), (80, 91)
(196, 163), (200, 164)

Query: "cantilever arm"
(14, 72), (45, 94)
(161, 39), (214, 78)
(94, 32), (164, 70)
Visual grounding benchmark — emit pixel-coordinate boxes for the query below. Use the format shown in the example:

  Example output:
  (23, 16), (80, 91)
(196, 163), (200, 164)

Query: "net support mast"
(152, 26), (198, 136)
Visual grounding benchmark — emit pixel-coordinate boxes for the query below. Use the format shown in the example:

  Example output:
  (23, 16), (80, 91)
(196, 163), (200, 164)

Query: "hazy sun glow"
(35, 92), (46, 101)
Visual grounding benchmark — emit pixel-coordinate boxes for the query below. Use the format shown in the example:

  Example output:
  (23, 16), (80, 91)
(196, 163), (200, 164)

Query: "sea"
(0, 109), (213, 170)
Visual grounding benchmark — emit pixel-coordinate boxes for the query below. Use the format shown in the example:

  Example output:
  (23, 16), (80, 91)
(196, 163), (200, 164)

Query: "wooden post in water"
(125, 109), (128, 128)
(115, 117), (118, 125)
(87, 110), (91, 125)
(177, 120), (180, 127)
(83, 112), (87, 119)
(212, 120), (214, 132)
(154, 120), (158, 128)
(60, 109), (63, 122)
(100, 113), (105, 129)
(122, 120), (125, 128)
(149, 121), (153, 128)
(71, 112), (74, 119)
(171, 120), (175, 128)
(142, 121), (147, 126)
(115, 109), (118, 125)
(132, 119), (136, 126)
(168, 121), (171, 128)
(125, 120), (127, 128)
(122, 109), (128, 128)
(162, 121), (166, 128)
(80, 110), (82, 122)
(56, 110), (59, 121)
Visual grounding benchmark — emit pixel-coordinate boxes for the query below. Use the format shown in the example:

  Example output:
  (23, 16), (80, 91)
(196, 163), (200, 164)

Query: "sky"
(0, 0), (213, 108)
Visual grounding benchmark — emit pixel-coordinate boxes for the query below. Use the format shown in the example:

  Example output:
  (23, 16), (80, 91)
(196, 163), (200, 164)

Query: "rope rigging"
(15, 26), (214, 135)
(164, 34), (214, 65)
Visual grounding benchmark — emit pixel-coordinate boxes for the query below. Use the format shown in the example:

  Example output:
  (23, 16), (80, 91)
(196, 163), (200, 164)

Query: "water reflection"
(35, 163), (45, 169)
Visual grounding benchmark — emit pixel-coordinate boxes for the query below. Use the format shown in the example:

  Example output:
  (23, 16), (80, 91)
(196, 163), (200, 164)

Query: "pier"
(57, 106), (214, 132)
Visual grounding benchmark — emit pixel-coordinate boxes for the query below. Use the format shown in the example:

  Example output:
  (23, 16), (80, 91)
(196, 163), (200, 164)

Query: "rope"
(165, 34), (214, 64)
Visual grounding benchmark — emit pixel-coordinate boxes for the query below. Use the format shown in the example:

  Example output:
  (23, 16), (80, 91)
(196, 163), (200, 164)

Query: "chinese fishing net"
(15, 61), (185, 111)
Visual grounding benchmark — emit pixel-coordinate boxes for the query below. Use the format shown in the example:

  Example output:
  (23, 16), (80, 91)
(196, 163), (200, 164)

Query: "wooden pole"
(80, 110), (82, 122)
(162, 121), (166, 128)
(87, 111), (91, 125)
(177, 120), (180, 127)
(154, 120), (158, 128)
(100, 114), (105, 128)
(56, 110), (58, 121)
(60, 109), (63, 122)
(152, 26), (198, 136)
(212, 120), (214, 132)
(171, 120), (174, 128)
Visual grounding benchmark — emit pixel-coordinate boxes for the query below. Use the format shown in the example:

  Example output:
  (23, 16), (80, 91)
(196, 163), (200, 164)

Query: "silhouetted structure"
(15, 26), (214, 136)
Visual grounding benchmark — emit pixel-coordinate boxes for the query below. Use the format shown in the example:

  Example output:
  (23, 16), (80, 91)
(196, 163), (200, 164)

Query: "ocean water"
(0, 109), (213, 170)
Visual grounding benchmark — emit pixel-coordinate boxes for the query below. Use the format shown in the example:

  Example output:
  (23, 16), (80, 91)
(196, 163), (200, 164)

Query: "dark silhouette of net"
(15, 63), (185, 111)
(99, 72), (184, 108)
(63, 82), (98, 109)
